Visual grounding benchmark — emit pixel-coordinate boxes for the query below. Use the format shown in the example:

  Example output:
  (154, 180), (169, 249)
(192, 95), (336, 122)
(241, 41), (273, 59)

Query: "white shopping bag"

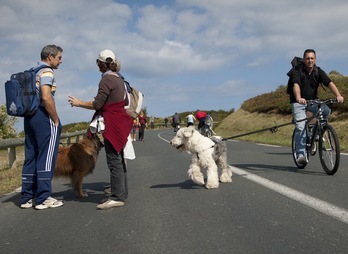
(124, 135), (136, 160)
(89, 115), (105, 134)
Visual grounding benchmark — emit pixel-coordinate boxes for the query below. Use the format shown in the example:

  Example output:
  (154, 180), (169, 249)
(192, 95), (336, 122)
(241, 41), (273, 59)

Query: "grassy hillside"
(215, 71), (348, 152)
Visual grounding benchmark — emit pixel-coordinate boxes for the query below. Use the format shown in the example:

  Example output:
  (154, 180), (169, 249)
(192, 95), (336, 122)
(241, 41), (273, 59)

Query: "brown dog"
(54, 134), (104, 197)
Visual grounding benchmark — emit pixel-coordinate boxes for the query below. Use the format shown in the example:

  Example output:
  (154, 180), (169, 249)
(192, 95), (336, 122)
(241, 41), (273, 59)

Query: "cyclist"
(196, 110), (207, 132)
(172, 112), (181, 133)
(186, 112), (196, 127)
(288, 49), (344, 165)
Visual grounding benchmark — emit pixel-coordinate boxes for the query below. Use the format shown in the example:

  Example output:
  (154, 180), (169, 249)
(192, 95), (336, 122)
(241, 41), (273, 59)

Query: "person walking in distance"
(150, 116), (155, 129)
(138, 110), (147, 141)
(131, 117), (139, 141)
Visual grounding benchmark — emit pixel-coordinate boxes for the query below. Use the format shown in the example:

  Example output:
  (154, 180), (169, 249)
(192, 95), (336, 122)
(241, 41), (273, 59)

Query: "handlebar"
(307, 98), (337, 106)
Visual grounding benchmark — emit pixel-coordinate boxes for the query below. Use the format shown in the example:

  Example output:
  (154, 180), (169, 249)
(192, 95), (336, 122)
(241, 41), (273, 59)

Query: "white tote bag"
(89, 115), (105, 134)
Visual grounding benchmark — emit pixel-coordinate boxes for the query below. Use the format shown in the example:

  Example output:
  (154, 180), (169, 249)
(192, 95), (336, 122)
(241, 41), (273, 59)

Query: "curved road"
(1, 128), (348, 253)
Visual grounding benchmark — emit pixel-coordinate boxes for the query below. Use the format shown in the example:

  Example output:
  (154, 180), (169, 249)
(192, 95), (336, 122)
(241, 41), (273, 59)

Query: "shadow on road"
(150, 179), (204, 189)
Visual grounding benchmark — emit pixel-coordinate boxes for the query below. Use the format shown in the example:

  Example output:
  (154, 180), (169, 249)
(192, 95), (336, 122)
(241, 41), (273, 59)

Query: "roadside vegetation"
(1, 70), (347, 196)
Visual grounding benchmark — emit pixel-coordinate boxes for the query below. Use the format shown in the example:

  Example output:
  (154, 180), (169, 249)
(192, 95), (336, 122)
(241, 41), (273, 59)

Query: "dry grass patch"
(0, 165), (22, 197)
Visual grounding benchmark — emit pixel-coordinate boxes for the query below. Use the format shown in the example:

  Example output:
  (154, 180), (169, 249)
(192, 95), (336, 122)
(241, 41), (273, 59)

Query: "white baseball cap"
(97, 49), (116, 63)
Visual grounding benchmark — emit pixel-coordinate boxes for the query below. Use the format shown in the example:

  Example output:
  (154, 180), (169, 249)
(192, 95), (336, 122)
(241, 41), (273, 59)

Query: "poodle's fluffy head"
(170, 126), (215, 153)
(170, 126), (197, 151)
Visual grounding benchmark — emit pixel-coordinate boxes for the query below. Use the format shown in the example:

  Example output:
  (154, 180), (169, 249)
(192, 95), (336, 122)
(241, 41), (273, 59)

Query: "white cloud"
(1, 0), (348, 130)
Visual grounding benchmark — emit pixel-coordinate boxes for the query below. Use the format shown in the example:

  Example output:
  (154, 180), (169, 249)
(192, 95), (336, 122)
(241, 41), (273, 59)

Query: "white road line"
(231, 166), (348, 224)
(256, 143), (281, 148)
(159, 131), (348, 224)
(158, 132), (171, 143)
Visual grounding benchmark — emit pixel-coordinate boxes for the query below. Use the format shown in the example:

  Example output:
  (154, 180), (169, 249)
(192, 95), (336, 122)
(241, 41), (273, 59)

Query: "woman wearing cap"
(68, 49), (133, 209)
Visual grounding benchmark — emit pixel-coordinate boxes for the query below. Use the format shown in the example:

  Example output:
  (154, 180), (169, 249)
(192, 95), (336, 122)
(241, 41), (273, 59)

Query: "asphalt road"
(1, 128), (348, 254)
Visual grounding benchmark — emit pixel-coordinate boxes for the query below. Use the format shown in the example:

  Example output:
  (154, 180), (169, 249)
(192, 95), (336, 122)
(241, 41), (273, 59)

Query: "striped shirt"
(35, 62), (56, 103)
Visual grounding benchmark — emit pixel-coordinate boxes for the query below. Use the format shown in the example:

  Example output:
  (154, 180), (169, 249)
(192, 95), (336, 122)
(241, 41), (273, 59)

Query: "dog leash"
(221, 116), (311, 141)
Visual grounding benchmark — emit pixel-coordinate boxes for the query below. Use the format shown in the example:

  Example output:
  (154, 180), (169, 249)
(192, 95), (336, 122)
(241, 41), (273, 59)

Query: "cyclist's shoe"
(310, 142), (317, 154)
(296, 154), (307, 165)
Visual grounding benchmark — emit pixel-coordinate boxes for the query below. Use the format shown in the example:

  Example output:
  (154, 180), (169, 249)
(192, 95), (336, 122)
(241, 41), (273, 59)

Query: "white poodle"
(170, 126), (232, 189)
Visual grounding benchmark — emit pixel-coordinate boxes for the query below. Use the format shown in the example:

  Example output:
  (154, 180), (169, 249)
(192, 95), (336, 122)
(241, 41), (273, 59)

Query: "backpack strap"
(106, 71), (130, 104)
(32, 65), (53, 73)
(314, 66), (326, 92)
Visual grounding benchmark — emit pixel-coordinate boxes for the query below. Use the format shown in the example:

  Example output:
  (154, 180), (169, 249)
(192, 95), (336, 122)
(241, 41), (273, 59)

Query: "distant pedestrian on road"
(131, 117), (139, 141)
(150, 116), (155, 129)
(138, 110), (147, 141)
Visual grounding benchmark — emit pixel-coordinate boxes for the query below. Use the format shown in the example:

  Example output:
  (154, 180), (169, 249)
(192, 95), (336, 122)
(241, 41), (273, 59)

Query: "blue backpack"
(5, 65), (51, 117)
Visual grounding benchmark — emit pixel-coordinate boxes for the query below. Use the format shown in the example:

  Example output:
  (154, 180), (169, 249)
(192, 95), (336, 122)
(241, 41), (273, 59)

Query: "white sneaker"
(21, 199), (34, 209)
(35, 197), (64, 210)
(97, 199), (125, 209)
(296, 154), (306, 165)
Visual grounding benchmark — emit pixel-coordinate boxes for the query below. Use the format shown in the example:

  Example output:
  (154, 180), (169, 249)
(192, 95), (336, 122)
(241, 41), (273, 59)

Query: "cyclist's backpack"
(117, 73), (144, 119)
(286, 56), (319, 95)
(5, 65), (51, 117)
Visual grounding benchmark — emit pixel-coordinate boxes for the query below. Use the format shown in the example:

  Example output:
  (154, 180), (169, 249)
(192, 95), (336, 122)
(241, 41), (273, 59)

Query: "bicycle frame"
(305, 103), (327, 154)
(292, 99), (340, 174)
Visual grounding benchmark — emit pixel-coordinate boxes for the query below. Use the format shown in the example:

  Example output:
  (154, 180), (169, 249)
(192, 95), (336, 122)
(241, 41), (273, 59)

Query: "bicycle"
(200, 115), (214, 138)
(291, 99), (340, 175)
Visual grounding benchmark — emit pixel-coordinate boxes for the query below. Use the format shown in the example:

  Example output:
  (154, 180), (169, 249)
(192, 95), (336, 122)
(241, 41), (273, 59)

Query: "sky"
(1, 0), (348, 131)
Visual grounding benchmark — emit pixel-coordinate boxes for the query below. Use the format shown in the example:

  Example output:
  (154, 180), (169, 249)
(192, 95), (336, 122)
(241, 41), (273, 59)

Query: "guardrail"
(0, 130), (86, 170)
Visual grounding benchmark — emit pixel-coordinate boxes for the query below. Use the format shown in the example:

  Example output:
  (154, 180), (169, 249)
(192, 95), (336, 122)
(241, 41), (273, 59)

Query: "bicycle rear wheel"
(291, 129), (308, 169)
(318, 124), (340, 175)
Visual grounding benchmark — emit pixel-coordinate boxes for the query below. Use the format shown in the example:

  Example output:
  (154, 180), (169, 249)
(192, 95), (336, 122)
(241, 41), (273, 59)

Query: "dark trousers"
(198, 118), (205, 130)
(139, 124), (146, 140)
(104, 139), (128, 202)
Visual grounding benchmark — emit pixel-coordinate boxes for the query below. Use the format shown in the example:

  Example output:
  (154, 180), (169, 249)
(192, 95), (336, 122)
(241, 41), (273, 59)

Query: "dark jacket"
(288, 64), (331, 103)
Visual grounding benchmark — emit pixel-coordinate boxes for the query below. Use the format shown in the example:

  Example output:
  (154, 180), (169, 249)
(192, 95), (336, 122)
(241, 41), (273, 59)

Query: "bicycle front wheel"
(318, 124), (340, 175)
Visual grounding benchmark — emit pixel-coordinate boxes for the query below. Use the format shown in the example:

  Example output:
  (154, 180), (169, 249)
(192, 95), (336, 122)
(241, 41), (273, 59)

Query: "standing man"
(20, 45), (64, 210)
(289, 49), (344, 165)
